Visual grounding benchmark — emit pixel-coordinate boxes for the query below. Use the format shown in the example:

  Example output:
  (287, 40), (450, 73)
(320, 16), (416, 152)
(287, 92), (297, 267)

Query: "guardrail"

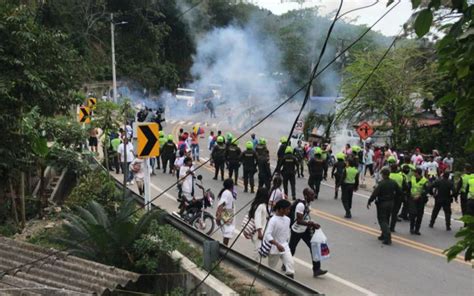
(89, 157), (320, 295)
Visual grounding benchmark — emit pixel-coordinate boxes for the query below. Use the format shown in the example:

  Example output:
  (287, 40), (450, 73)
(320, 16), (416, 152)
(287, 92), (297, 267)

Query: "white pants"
(220, 223), (235, 239)
(268, 251), (295, 275)
(251, 237), (262, 261)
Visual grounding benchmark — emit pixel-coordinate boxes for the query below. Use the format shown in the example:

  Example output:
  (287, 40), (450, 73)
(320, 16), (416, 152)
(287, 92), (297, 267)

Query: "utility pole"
(111, 13), (117, 103)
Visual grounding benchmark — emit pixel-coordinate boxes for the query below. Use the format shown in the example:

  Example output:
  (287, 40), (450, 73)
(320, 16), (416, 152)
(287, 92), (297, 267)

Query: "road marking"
(229, 229), (377, 295)
(186, 121), (193, 126)
(178, 120), (186, 125)
(212, 123), (217, 127)
(313, 209), (469, 265)
(293, 258), (377, 296)
(170, 120), (177, 124)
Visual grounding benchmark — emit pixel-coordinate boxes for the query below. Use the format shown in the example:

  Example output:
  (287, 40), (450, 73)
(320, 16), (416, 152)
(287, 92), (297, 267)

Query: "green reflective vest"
(468, 178), (474, 199)
(345, 167), (358, 184)
(389, 172), (404, 189)
(411, 176), (428, 199)
(461, 173), (474, 193)
(321, 151), (328, 161)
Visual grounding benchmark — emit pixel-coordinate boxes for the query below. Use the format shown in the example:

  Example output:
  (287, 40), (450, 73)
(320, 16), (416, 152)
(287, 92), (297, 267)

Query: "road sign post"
(78, 106), (91, 124)
(136, 123), (160, 211)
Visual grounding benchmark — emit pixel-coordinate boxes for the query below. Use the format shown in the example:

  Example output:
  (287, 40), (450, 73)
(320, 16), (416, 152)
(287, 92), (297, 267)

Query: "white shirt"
(129, 158), (146, 180)
(179, 165), (195, 196)
(174, 156), (185, 169)
(218, 189), (234, 211)
(264, 215), (291, 254)
(411, 154), (423, 166)
(443, 157), (454, 171)
(365, 149), (374, 165)
(423, 161), (438, 176)
(254, 203), (268, 230)
(291, 201), (310, 233)
(268, 188), (284, 213)
(117, 143), (134, 162)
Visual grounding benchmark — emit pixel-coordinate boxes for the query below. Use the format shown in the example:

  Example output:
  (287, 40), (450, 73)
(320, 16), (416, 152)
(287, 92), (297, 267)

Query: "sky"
(253, 0), (414, 36)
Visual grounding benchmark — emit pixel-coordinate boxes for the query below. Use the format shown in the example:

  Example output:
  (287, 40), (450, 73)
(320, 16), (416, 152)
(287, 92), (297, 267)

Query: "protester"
(247, 187), (270, 258)
(130, 157), (146, 195)
(289, 188), (327, 277)
(264, 199), (295, 278)
(268, 176), (285, 214)
(117, 137), (135, 185)
(216, 179), (236, 246)
(442, 153), (454, 172)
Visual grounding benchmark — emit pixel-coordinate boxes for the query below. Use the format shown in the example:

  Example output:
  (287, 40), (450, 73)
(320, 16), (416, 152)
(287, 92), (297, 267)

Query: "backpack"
(287, 200), (304, 226)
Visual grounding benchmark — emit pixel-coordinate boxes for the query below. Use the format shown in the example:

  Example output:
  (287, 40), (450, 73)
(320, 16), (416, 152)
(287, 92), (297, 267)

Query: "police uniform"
(389, 170), (408, 232)
(466, 178), (474, 216)
(241, 149), (258, 193)
(294, 146), (305, 178)
(156, 134), (167, 170)
(408, 176), (429, 234)
(457, 173), (474, 216)
(341, 166), (359, 218)
(307, 157), (324, 198)
(281, 153), (298, 200)
(161, 140), (177, 174)
(255, 144), (271, 189)
(429, 177), (455, 230)
(211, 143), (226, 180)
(368, 177), (401, 244)
(399, 163), (415, 220)
(226, 144), (241, 184)
(331, 159), (346, 199)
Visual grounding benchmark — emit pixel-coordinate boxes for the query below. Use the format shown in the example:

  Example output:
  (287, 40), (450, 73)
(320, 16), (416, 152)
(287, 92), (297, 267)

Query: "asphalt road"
(126, 107), (473, 296)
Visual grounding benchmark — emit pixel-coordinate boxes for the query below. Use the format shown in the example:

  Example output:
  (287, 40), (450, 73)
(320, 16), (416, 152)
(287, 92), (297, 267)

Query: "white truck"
(175, 88), (196, 108)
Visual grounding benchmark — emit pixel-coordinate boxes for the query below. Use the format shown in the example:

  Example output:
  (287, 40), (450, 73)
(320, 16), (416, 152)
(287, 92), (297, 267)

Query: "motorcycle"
(177, 175), (216, 235)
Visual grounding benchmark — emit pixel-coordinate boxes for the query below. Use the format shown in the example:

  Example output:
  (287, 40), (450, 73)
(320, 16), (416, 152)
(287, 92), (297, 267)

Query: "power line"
(0, 0), (402, 282)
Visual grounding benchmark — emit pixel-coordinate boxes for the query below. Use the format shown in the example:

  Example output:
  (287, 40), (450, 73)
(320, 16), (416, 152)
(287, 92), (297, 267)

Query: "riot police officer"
(226, 139), (241, 184)
(281, 146), (298, 200)
(212, 136), (226, 181)
(255, 138), (271, 189)
(241, 141), (258, 193)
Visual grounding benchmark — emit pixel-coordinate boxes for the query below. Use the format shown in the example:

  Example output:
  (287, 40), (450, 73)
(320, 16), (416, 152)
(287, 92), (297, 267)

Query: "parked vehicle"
(177, 175), (215, 235)
(175, 88), (196, 108)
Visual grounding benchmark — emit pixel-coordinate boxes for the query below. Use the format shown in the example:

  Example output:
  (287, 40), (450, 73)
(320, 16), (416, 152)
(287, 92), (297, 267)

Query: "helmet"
(285, 146), (293, 154)
(259, 138), (267, 145)
(246, 141), (253, 150)
(167, 134), (173, 141)
(280, 136), (288, 144)
(336, 152), (346, 160)
(232, 139), (239, 145)
(313, 147), (322, 155)
(159, 131), (164, 137)
(387, 156), (397, 163)
(352, 145), (361, 153)
(217, 136), (225, 143)
(226, 132), (234, 140)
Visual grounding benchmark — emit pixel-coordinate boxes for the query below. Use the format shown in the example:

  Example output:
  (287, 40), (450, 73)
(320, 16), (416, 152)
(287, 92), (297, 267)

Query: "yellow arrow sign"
(137, 123), (160, 158)
(78, 106), (91, 123)
(87, 97), (97, 109)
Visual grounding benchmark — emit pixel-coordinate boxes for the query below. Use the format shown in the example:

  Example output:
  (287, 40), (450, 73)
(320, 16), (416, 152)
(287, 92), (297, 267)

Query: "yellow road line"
(170, 123), (471, 267)
(313, 209), (469, 266)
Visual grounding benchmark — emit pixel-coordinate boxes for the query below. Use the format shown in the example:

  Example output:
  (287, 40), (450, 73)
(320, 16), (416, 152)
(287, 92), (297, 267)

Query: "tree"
(92, 101), (120, 171)
(339, 45), (430, 147)
(410, 0), (474, 151)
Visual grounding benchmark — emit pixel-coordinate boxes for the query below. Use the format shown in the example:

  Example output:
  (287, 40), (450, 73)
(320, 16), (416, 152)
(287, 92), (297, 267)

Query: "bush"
(66, 169), (121, 215)
(0, 221), (17, 237)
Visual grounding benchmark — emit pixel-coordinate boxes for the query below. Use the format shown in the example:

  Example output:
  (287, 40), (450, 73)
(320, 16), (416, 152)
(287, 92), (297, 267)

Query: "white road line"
(178, 121), (186, 125)
(186, 121), (193, 126)
(170, 120), (177, 124)
(230, 229), (376, 296)
(194, 122), (201, 126)
(149, 182), (177, 202)
(293, 258), (377, 296)
(212, 123), (217, 127)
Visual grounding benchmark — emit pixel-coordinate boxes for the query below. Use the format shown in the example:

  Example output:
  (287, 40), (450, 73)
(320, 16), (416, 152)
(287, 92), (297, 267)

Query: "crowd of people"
(94, 121), (474, 279)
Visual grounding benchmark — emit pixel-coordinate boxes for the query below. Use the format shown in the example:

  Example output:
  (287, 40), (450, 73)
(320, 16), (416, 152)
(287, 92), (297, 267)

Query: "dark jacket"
(212, 144), (226, 162)
(255, 144), (269, 163)
(369, 178), (401, 203)
(307, 158), (324, 176)
(332, 160), (346, 177)
(226, 144), (242, 164)
(432, 178), (455, 202)
(241, 150), (258, 172)
(281, 154), (297, 175)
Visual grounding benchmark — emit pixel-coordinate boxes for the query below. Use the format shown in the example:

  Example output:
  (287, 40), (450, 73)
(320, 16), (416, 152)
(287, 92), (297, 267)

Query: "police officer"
(307, 147), (324, 199)
(456, 164), (473, 217)
(277, 136), (288, 172)
(389, 163), (408, 232)
(341, 159), (359, 218)
(408, 168), (429, 235)
(321, 143), (329, 179)
(241, 141), (258, 193)
(161, 135), (177, 174)
(294, 140), (305, 178)
(399, 158), (415, 220)
(466, 176), (474, 217)
(331, 152), (346, 200)
(226, 139), (241, 184)
(429, 171), (455, 230)
(212, 136), (226, 181)
(255, 138), (271, 189)
(281, 146), (298, 200)
(156, 131), (166, 170)
(367, 168), (401, 245)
